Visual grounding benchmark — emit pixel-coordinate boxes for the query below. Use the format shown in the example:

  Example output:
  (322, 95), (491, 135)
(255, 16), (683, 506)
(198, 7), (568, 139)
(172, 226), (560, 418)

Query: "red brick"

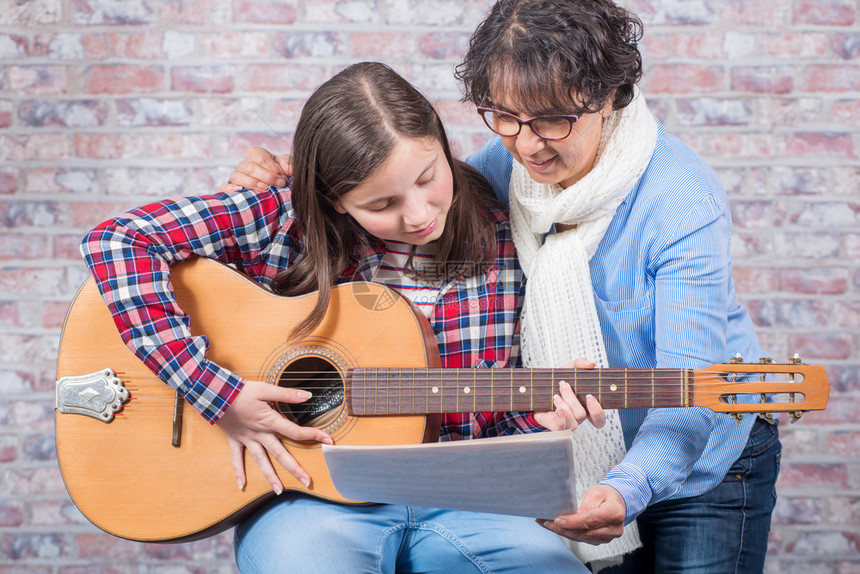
(26, 168), (98, 194)
(419, 32), (470, 60)
(116, 98), (193, 126)
(0, 100), (12, 128)
(780, 268), (850, 295)
(0, 501), (24, 527)
(75, 133), (146, 159)
(793, 0), (856, 25)
(385, 0), (468, 26)
(645, 65), (726, 94)
(234, 0), (297, 24)
(241, 65), (327, 92)
(171, 66), (235, 94)
(0, 235), (49, 260)
(306, 0), (379, 23)
(82, 65), (164, 95)
(785, 530), (859, 556)
(787, 333), (852, 360)
(785, 132), (855, 158)
(269, 98), (305, 127)
(0, 201), (63, 228)
(730, 200), (784, 229)
(5, 467), (66, 496)
(33, 32), (108, 59)
(18, 99), (108, 128)
(772, 496), (826, 525)
(733, 267), (779, 293)
(0, 169), (18, 194)
(110, 31), (165, 59)
(826, 431), (860, 458)
(763, 32), (830, 58)
(793, 202), (860, 227)
(53, 235), (84, 260)
(718, 0), (793, 26)
(274, 31), (345, 58)
(0, 134), (74, 161)
(40, 301), (70, 329)
(831, 99), (860, 125)
(8, 66), (67, 94)
(801, 65), (860, 93)
(731, 66), (794, 93)
(772, 166), (828, 195)
(0, 34), (28, 57)
(778, 463), (851, 489)
(72, 0), (157, 24)
(200, 31), (270, 57)
(774, 299), (834, 328)
(832, 33), (860, 60)
(352, 32), (416, 59)
(149, 134), (212, 159)
(68, 201), (140, 227)
(0, 435), (16, 463)
(0, 0), (61, 25)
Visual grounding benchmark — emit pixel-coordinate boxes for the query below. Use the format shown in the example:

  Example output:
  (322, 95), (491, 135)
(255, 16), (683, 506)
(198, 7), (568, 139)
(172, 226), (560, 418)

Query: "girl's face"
(492, 95), (612, 189)
(334, 136), (454, 245)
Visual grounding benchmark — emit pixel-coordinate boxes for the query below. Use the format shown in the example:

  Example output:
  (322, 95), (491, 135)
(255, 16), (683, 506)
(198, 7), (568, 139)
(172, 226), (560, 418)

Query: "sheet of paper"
(322, 430), (577, 519)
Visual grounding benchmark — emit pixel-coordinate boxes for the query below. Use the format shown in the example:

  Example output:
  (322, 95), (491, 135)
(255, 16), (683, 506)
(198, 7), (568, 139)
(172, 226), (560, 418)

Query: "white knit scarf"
(509, 91), (657, 565)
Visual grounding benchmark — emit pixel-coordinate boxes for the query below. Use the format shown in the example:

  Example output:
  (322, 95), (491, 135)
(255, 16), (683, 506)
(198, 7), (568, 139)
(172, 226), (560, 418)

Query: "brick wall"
(1, 0), (857, 572)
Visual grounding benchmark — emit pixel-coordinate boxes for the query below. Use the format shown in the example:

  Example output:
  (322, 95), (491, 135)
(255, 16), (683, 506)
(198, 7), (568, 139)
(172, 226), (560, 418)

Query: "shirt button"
(433, 324), (443, 334)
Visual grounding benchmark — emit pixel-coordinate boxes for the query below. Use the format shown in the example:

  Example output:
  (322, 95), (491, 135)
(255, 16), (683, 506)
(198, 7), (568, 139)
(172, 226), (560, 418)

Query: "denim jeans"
(597, 416), (781, 574)
(234, 496), (590, 574)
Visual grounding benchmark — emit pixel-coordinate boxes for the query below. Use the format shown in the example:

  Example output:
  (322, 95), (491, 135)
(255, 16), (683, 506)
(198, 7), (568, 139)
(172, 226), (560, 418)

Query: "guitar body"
(55, 258), (441, 542)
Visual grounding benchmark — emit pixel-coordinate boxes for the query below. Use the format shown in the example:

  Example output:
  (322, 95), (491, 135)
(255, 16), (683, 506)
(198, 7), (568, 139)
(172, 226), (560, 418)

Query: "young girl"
(80, 62), (593, 573)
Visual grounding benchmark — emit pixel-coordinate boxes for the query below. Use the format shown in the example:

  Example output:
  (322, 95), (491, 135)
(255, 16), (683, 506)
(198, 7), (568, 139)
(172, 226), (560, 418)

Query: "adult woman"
(82, 62), (594, 573)
(225, 1), (781, 572)
(458, 2), (779, 572)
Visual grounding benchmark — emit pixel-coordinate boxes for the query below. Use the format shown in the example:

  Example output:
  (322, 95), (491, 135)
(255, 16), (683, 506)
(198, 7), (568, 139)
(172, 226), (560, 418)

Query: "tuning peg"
(731, 412), (744, 425)
(788, 354), (801, 365)
(790, 411), (803, 423)
(760, 412), (774, 422)
(730, 354), (743, 364)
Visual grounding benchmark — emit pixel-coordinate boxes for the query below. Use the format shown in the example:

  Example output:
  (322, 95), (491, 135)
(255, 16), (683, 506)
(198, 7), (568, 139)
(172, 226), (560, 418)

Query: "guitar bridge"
(56, 368), (129, 422)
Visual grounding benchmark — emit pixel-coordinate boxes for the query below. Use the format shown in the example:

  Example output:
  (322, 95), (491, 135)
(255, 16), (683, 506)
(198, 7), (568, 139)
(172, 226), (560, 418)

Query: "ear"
(332, 200), (347, 215)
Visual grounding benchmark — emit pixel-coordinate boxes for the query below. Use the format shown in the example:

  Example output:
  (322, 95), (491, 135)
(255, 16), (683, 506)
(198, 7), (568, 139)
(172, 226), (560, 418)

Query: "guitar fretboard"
(345, 368), (692, 415)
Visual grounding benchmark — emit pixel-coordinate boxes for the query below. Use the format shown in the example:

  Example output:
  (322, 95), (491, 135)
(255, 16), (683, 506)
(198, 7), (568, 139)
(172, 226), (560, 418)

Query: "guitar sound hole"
(276, 356), (344, 427)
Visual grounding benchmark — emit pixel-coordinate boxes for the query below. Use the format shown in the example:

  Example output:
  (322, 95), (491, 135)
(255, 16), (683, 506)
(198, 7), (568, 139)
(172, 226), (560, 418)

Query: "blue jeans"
(597, 417), (781, 573)
(234, 496), (590, 574)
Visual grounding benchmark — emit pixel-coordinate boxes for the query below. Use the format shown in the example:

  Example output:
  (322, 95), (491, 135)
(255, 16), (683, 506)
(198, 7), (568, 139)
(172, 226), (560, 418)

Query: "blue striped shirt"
(467, 122), (768, 521)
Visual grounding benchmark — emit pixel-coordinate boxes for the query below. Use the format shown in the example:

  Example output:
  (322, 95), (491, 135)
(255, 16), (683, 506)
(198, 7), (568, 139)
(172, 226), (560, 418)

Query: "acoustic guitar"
(54, 257), (830, 543)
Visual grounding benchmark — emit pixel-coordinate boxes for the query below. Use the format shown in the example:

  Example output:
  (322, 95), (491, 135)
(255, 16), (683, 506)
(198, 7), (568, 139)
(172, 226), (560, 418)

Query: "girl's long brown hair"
(275, 62), (501, 338)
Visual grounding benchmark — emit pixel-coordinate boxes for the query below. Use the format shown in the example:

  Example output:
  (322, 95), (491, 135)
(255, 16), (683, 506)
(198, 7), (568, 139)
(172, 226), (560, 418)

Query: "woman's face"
(334, 136), (454, 245)
(492, 94), (612, 189)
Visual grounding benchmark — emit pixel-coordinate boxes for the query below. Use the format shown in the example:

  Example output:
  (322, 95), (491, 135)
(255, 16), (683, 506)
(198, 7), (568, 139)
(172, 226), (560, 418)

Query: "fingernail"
(299, 390), (312, 399)
(586, 394), (594, 401)
(237, 478), (245, 491)
(257, 182), (269, 190)
(322, 436), (333, 445)
(300, 477), (310, 488)
(276, 178), (286, 188)
(273, 484), (283, 495)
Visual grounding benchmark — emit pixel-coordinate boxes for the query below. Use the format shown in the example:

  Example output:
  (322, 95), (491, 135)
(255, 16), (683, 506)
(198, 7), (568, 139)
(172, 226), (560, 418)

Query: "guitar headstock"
(695, 356), (830, 422)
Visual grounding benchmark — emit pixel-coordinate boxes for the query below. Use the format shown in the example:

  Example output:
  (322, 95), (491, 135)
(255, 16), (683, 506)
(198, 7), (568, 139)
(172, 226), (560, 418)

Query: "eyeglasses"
(476, 107), (579, 141)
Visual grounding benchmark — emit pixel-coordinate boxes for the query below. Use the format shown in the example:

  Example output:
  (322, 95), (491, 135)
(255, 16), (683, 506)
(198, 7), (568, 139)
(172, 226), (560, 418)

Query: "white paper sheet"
(322, 430), (577, 519)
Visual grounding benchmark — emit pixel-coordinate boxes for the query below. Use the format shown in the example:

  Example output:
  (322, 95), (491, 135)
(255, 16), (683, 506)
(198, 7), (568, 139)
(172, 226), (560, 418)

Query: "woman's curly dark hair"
(456, 0), (644, 115)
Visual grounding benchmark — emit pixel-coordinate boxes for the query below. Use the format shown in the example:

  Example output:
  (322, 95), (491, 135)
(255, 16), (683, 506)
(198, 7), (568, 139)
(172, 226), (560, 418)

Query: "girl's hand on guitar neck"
(221, 146), (291, 193)
(533, 358), (606, 432)
(216, 379), (333, 494)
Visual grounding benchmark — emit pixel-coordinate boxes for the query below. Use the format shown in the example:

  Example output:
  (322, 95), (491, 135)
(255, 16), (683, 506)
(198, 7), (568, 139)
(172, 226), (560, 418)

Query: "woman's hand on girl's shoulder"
(220, 147), (293, 194)
(533, 358), (606, 431)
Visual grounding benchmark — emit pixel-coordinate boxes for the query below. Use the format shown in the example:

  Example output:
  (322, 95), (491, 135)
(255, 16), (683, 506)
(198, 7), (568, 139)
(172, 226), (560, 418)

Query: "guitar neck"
(345, 368), (693, 414)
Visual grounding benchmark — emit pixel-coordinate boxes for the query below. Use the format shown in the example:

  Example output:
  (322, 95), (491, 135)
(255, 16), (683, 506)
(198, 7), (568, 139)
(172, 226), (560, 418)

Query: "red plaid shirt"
(80, 187), (543, 439)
